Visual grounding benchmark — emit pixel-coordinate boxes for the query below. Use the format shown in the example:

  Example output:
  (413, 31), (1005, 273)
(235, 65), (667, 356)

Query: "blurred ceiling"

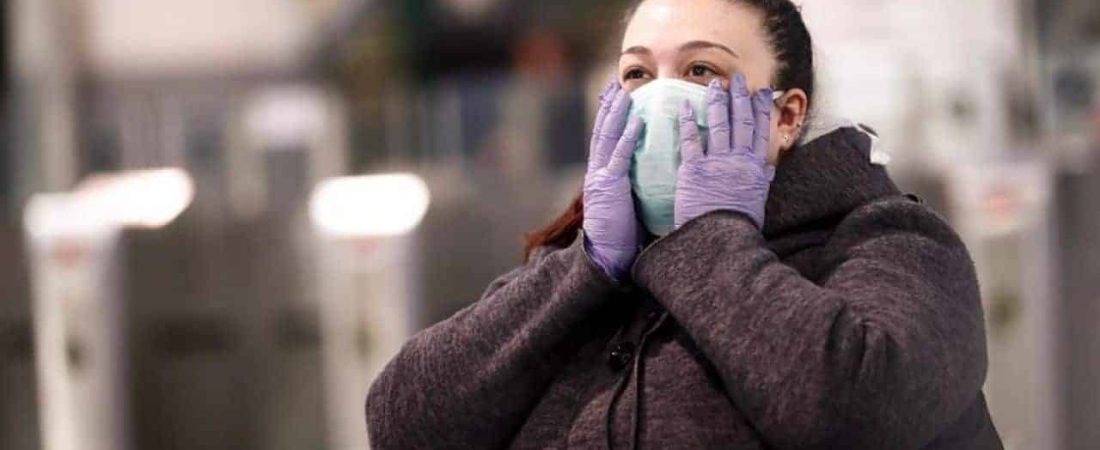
(81, 0), (351, 77)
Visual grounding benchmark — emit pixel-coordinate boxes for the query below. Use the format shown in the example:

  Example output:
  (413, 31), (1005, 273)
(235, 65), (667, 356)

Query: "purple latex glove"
(674, 74), (776, 230)
(583, 82), (645, 280)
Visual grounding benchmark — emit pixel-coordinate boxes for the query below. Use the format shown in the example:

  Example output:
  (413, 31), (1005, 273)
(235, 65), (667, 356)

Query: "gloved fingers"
(590, 81), (617, 143)
(679, 100), (705, 162)
(751, 88), (774, 164)
(607, 117), (644, 176)
(705, 79), (732, 155)
(589, 82), (620, 169)
(594, 88), (632, 170)
(729, 73), (755, 156)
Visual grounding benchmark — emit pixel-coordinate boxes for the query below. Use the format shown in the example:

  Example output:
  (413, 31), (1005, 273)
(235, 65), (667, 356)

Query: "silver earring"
(783, 134), (791, 144)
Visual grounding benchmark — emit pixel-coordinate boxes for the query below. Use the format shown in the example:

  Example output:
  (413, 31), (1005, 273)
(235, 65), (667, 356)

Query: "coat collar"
(762, 125), (901, 239)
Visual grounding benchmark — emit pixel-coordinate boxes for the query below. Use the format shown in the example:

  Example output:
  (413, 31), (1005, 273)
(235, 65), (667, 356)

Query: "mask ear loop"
(771, 89), (787, 106)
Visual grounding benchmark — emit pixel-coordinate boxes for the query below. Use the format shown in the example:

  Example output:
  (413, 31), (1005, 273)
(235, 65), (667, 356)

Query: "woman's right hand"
(583, 81), (645, 281)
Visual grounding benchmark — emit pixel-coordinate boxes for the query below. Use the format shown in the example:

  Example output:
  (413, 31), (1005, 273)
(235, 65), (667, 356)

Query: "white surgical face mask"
(627, 78), (710, 236)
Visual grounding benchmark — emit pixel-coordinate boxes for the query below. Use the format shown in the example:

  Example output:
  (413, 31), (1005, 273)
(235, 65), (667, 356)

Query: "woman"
(366, 0), (1004, 448)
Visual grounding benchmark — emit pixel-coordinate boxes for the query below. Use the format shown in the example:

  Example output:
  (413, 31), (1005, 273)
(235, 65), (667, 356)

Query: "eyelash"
(687, 63), (721, 79)
(623, 68), (650, 81)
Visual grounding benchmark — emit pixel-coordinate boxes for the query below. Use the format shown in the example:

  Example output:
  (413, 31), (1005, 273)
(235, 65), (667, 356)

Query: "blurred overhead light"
(24, 168), (195, 237)
(309, 173), (431, 238)
(75, 168), (195, 229)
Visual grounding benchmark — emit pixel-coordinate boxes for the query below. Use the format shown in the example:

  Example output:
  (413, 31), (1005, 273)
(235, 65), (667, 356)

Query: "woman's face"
(620, 0), (803, 164)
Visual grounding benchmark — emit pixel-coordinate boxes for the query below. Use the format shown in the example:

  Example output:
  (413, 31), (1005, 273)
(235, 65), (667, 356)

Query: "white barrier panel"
(25, 200), (126, 450)
(310, 173), (429, 450)
(24, 169), (193, 450)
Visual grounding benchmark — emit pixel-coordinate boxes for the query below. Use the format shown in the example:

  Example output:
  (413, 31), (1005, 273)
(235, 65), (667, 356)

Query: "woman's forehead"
(622, 0), (766, 58)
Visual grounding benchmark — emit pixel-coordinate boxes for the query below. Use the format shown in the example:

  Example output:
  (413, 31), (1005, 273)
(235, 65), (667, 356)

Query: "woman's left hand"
(674, 74), (776, 230)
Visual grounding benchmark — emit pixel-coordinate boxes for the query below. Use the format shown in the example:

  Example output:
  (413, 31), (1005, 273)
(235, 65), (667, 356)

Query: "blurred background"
(0, 0), (1097, 449)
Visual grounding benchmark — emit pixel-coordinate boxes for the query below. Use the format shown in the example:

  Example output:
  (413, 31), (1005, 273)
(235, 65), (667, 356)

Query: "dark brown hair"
(524, 0), (814, 261)
(523, 192), (585, 262)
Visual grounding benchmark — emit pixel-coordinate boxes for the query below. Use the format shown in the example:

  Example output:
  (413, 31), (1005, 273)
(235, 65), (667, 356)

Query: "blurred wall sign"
(949, 160), (1052, 238)
(309, 173), (428, 450)
(23, 169), (194, 450)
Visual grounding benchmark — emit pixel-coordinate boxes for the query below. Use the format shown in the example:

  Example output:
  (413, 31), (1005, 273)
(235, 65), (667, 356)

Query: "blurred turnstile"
(946, 160), (1062, 450)
(24, 198), (134, 450)
(0, 227), (40, 450)
(314, 235), (419, 450)
(1054, 163), (1100, 450)
(309, 174), (429, 450)
(23, 170), (193, 450)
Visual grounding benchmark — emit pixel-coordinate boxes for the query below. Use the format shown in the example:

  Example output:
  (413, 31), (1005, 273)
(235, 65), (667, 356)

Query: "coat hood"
(762, 119), (901, 238)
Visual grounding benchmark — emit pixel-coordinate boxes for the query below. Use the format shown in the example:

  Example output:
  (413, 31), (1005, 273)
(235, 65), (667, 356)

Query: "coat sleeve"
(365, 231), (624, 449)
(631, 199), (988, 450)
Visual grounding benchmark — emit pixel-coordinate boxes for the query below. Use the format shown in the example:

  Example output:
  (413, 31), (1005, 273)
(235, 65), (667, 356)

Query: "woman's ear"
(775, 88), (809, 152)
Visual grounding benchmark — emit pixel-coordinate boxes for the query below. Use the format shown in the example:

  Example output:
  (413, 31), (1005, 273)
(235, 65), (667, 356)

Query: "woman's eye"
(688, 64), (717, 78)
(624, 69), (648, 80)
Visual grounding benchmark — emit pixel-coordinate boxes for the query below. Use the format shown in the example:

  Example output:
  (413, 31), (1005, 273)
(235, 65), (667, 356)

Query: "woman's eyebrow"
(678, 41), (740, 58)
(620, 42), (740, 58)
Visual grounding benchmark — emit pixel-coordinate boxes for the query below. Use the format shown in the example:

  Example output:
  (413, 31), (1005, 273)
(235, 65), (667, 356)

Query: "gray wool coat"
(365, 126), (1004, 450)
